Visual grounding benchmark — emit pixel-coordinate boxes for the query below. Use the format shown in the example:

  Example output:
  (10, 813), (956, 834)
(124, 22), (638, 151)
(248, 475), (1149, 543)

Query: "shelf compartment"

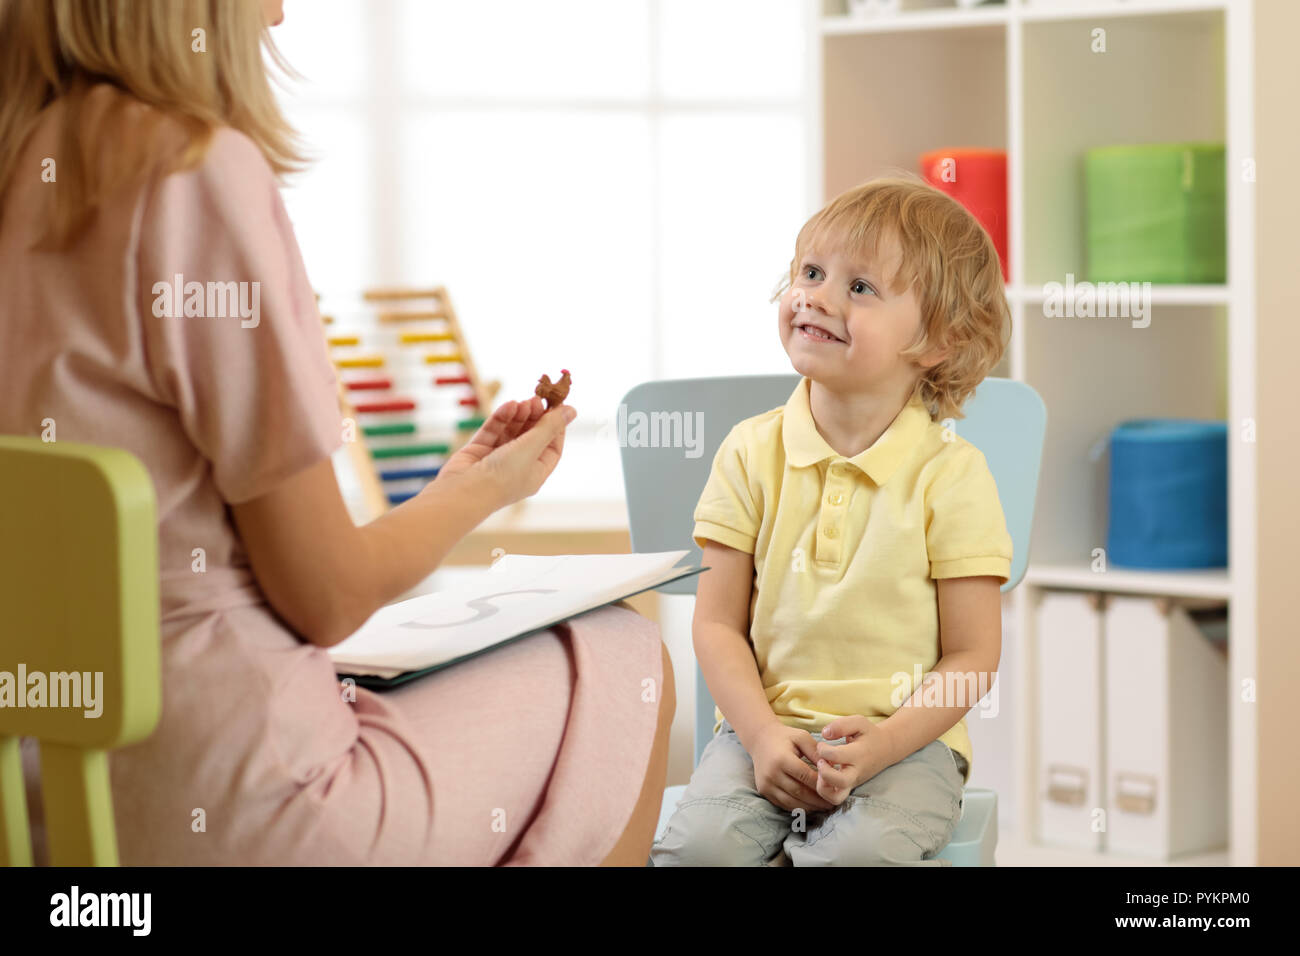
(822, 25), (1006, 199)
(1020, 7), (1226, 286)
(1019, 301), (1228, 568)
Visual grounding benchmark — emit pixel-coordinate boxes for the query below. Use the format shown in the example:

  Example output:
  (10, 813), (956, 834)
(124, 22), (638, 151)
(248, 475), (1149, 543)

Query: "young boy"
(651, 176), (1013, 866)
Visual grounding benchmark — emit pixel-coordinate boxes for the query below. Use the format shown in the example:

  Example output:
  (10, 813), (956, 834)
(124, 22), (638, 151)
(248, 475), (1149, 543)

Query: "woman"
(1, 0), (673, 866)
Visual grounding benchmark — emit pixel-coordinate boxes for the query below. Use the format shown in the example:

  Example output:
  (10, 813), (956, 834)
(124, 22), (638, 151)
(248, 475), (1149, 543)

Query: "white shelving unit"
(809, 0), (1254, 865)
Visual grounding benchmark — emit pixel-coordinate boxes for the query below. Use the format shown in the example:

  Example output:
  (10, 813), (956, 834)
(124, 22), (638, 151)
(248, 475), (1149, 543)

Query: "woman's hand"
(430, 396), (576, 509)
(438, 396), (546, 480)
(748, 721), (839, 814)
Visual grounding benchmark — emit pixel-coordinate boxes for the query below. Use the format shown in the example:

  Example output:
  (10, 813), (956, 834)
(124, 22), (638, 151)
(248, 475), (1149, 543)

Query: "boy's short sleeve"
(925, 443), (1013, 583)
(135, 128), (344, 505)
(692, 423), (760, 554)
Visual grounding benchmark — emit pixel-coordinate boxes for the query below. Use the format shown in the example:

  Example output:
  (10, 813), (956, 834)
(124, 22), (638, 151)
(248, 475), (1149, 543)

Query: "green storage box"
(1084, 142), (1226, 283)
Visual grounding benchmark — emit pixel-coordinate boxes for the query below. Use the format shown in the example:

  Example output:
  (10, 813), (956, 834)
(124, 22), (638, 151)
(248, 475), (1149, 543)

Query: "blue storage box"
(1105, 420), (1227, 569)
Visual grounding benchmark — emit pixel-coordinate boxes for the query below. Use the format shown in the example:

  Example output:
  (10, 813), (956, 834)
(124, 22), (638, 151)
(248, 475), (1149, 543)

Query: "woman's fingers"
(505, 397), (546, 439)
(483, 398), (542, 446)
(514, 408), (569, 493)
(530, 406), (572, 468)
(549, 405), (567, 456)
(498, 401), (530, 442)
(461, 402), (515, 451)
(521, 398), (544, 440)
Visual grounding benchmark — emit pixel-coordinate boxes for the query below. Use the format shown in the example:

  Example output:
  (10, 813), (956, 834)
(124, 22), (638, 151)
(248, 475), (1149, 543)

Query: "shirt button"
(827, 492), (844, 506)
(824, 526), (838, 539)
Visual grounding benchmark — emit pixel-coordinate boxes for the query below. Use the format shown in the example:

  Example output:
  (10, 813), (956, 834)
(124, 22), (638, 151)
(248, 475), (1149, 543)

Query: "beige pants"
(651, 720), (967, 867)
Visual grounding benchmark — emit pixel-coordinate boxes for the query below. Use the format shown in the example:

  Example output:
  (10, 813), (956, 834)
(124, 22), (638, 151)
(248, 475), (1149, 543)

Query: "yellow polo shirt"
(692, 376), (1012, 783)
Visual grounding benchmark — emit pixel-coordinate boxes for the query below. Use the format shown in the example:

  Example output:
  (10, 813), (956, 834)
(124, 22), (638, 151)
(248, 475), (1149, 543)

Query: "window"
(273, 0), (811, 501)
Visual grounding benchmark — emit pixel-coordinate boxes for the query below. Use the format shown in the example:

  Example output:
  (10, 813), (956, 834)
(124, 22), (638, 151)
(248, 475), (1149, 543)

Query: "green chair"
(617, 375), (1047, 866)
(0, 437), (161, 866)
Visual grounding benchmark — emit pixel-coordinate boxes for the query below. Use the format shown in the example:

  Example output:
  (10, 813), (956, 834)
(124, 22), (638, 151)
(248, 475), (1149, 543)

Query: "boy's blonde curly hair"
(771, 173), (1010, 423)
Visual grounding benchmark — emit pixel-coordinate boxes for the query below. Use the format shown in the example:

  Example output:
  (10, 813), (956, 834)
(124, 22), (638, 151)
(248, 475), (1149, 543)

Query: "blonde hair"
(0, 0), (303, 247)
(772, 173), (1011, 423)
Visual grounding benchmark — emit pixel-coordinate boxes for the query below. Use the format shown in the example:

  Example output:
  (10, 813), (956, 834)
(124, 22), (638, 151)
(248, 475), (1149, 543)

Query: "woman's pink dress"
(1, 88), (663, 865)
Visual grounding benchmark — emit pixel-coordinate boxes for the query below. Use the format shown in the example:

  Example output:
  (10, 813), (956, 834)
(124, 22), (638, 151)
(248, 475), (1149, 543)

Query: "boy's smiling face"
(778, 231), (943, 397)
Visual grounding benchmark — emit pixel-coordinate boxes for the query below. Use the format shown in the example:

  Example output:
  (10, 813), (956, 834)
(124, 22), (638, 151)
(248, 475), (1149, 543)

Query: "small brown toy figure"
(535, 369), (572, 409)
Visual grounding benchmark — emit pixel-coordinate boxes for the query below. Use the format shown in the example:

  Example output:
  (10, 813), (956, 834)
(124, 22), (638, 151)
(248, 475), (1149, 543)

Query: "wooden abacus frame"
(324, 286), (501, 521)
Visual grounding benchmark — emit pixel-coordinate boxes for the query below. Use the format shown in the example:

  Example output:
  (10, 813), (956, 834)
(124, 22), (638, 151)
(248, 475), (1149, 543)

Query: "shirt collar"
(781, 377), (932, 486)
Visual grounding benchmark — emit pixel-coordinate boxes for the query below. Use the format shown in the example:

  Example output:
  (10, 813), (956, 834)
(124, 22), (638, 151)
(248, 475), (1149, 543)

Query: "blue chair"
(617, 375), (1046, 866)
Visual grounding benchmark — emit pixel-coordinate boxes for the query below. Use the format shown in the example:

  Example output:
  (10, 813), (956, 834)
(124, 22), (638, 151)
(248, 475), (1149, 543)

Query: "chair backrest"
(617, 375), (1047, 763)
(0, 437), (161, 866)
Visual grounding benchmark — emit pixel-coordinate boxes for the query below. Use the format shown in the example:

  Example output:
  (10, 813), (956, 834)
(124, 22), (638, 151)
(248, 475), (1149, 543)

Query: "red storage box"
(919, 148), (1009, 282)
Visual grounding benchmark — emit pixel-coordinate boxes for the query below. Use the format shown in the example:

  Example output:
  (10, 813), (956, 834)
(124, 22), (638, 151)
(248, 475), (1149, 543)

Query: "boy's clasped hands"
(748, 715), (895, 813)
